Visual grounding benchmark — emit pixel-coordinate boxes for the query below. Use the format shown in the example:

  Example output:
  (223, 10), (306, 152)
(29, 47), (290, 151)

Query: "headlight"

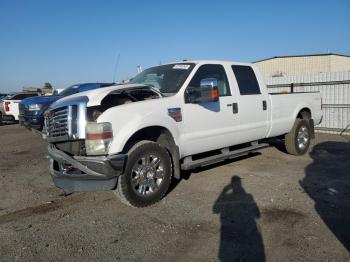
(85, 122), (113, 155)
(28, 104), (42, 111)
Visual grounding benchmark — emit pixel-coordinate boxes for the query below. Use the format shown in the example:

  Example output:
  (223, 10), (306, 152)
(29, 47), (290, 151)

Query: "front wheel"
(284, 119), (311, 155)
(115, 141), (172, 207)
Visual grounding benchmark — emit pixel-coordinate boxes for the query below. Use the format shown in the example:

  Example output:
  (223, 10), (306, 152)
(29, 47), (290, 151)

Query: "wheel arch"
(121, 125), (181, 179)
(121, 126), (174, 151)
(294, 107), (315, 138)
(296, 107), (312, 120)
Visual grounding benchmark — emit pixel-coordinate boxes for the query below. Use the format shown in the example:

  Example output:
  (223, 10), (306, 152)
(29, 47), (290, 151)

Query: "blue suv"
(19, 82), (114, 130)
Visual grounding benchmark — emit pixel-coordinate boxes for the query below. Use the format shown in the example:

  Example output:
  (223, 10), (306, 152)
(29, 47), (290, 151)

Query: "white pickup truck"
(45, 60), (322, 207)
(1, 93), (38, 123)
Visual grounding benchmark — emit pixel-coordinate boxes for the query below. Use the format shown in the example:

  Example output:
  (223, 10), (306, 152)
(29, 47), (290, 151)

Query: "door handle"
(227, 103), (238, 114)
(262, 100), (267, 111)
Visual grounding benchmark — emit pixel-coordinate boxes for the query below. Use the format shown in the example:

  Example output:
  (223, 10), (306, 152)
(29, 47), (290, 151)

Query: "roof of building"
(254, 53), (350, 63)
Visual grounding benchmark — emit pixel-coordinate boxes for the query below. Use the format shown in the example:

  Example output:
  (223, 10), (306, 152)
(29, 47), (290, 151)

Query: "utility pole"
(113, 53), (120, 83)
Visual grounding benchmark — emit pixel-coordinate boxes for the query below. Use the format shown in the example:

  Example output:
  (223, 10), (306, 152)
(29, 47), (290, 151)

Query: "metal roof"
(254, 53), (350, 63)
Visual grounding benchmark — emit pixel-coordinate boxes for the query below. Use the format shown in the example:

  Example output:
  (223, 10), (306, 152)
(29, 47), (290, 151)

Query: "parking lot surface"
(0, 124), (349, 262)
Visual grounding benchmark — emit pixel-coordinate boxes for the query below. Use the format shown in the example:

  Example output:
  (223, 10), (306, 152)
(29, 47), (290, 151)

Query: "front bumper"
(48, 144), (126, 194)
(1, 113), (15, 122)
(19, 115), (43, 130)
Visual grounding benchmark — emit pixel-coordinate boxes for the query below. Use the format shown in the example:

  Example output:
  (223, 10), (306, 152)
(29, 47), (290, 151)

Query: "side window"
(231, 65), (261, 95)
(189, 64), (231, 96)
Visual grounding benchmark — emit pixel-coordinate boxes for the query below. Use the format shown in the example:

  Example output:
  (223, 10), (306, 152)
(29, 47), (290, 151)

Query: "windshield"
(59, 83), (114, 97)
(59, 85), (81, 97)
(130, 63), (195, 94)
(3, 93), (18, 100)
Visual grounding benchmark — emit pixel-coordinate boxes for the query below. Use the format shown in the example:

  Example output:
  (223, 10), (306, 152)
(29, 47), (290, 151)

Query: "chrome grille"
(46, 107), (69, 140)
(44, 96), (88, 143)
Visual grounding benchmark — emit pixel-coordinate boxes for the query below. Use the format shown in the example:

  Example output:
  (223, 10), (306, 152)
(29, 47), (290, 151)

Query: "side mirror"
(185, 78), (219, 103)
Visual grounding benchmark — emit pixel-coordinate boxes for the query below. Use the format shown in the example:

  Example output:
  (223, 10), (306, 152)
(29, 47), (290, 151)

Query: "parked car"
(0, 94), (8, 123)
(1, 93), (38, 124)
(19, 83), (114, 131)
(0, 93), (8, 101)
(44, 60), (323, 207)
(0, 98), (5, 125)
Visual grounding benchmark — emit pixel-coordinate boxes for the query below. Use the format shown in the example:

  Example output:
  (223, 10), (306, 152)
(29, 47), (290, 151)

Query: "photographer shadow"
(213, 176), (265, 262)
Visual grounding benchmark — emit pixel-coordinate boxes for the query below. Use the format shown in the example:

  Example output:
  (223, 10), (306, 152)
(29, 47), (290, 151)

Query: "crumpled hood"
(55, 84), (150, 107)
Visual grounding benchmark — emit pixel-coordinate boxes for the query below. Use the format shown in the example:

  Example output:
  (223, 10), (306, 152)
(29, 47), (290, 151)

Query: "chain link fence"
(265, 72), (350, 135)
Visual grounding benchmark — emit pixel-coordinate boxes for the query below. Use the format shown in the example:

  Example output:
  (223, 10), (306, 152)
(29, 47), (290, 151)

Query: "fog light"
(85, 122), (113, 155)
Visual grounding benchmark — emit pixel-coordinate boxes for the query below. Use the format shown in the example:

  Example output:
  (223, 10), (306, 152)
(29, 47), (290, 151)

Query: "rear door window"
(231, 65), (261, 95)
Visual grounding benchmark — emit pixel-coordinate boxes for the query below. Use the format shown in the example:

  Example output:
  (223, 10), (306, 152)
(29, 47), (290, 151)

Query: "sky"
(0, 0), (349, 92)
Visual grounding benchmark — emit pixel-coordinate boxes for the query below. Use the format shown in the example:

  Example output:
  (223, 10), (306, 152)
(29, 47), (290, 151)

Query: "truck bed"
(267, 92), (322, 138)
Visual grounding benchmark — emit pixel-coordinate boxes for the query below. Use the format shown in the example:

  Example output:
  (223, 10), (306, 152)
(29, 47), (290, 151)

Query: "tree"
(43, 82), (53, 89)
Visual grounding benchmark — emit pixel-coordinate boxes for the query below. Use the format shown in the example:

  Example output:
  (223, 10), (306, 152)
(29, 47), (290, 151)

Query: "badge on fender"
(168, 108), (182, 122)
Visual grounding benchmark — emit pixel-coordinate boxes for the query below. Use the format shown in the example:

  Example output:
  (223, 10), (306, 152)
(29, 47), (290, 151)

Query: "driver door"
(181, 64), (238, 156)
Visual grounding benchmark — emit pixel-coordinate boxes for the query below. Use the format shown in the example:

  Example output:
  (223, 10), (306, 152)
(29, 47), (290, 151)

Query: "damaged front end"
(48, 144), (125, 194)
(44, 86), (161, 194)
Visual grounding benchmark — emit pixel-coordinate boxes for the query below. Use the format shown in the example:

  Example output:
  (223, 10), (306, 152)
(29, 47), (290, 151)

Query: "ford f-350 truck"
(45, 60), (322, 207)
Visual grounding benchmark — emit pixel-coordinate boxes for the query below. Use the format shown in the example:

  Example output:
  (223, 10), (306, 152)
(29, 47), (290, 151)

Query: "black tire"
(285, 119), (311, 155)
(115, 141), (172, 207)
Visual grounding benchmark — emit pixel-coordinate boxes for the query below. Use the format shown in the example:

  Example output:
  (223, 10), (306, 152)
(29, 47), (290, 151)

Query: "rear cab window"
(231, 65), (261, 95)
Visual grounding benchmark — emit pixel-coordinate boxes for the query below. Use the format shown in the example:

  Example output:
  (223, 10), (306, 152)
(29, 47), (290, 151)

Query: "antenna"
(113, 53), (120, 83)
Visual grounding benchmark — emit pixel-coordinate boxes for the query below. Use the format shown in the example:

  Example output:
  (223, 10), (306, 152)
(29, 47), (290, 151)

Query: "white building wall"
(331, 55), (350, 72)
(265, 71), (350, 132)
(255, 55), (350, 78)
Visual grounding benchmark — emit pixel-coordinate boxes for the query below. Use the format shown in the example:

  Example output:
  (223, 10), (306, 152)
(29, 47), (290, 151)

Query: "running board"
(181, 143), (269, 170)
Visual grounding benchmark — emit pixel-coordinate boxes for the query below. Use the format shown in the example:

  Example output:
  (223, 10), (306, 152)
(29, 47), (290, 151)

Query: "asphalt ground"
(0, 124), (349, 262)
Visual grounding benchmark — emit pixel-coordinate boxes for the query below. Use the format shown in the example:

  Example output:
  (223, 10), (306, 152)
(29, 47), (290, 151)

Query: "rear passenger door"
(230, 65), (269, 141)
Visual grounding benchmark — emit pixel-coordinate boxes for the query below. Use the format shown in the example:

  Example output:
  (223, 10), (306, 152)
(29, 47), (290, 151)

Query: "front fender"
(97, 103), (182, 155)
(112, 119), (180, 155)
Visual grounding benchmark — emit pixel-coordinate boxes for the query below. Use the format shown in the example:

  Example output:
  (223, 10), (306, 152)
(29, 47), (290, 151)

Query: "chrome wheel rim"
(297, 125), (309, 150)
(130, 154), (165, 196)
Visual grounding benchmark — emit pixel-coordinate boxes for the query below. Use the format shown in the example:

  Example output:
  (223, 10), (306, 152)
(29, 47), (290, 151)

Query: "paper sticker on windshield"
(173, 64), (191, 70)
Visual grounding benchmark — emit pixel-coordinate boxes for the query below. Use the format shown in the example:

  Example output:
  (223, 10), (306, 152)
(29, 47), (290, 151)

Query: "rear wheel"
(115, 141), (172, 207)
(285, 119), (311, 155)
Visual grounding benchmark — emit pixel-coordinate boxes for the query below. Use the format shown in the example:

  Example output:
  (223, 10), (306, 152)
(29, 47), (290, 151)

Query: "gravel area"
(0, 124), (349, 262)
